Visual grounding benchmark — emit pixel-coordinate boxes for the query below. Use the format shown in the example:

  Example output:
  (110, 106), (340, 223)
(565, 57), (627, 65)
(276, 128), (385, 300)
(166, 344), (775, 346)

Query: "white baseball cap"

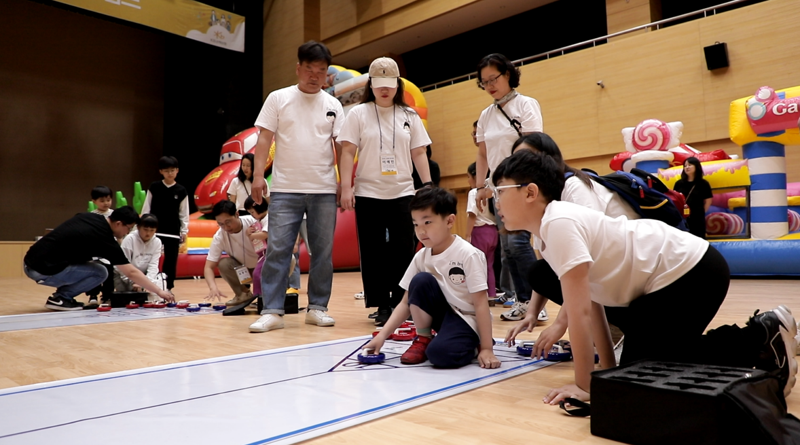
(369, 57), (399, 88)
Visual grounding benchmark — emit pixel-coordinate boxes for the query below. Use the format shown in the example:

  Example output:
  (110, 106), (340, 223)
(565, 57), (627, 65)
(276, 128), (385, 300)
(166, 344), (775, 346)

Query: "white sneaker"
(249, 314), (284, 333)
(500, 300), (529, 321)
(538, 307), (549, 322)
(354, 291), (365, 300)
(305, 309), (335, 327)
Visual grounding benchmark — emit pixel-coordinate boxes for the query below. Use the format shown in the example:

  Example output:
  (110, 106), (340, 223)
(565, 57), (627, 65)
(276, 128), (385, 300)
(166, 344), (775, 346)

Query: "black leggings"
(528, 246), (757, 367)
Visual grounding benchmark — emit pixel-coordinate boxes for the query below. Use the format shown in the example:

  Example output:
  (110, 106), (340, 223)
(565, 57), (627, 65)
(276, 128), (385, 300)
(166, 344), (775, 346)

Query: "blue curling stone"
(198, 302), (212, 308)
(357, 352), (385, 364)
(212, 304), (227, 311)
(516, 345), (533, 356)
(186, 306), (201, 312)
(166, 302), (177, 308)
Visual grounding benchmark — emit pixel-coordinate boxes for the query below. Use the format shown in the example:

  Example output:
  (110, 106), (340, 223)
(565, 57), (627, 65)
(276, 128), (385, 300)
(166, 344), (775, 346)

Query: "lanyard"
(374, 103), (396, 153)
(225, 228), (246, 264)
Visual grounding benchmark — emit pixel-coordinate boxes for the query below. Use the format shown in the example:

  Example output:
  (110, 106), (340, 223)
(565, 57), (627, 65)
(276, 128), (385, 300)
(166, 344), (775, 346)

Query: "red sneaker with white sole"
(400, 335), (433, 364)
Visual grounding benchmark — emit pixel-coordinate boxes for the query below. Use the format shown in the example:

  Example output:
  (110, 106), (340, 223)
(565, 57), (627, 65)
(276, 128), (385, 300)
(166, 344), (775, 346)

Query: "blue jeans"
(494, 213), (535, 302)
(289, 219), (308, 290)
(260, 193), (336, 314)
(24, 262), (108, 301)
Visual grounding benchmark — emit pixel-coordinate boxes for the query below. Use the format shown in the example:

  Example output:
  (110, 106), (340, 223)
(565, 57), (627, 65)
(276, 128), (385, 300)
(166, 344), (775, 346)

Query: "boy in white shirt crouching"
(114, 214), (165, 301)
(364, 187), (500, 369)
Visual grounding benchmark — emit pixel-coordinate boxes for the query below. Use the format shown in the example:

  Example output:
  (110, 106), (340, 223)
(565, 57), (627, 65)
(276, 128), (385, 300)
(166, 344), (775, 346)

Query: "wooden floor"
(1, 273), (798, 444)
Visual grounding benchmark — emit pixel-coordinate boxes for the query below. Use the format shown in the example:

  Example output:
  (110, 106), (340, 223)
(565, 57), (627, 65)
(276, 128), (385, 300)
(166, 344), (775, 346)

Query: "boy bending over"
(364, 187), (500, 369)
(497, 150), (797, 404)
(114, 214), (165, 300)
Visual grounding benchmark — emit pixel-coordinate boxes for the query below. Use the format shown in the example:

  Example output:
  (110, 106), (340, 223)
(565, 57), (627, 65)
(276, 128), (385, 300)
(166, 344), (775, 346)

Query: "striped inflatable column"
(742, 141), (788, 239)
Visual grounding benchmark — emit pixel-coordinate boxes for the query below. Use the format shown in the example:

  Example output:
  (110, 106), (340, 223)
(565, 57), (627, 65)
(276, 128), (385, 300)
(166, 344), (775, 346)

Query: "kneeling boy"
(114, 214), (165, 300)
(496, 150), (797, 404)
(364, 188), (500, 369)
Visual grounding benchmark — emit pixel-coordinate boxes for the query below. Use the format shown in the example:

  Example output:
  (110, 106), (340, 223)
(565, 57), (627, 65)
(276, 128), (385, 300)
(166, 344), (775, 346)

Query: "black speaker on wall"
(703, 42), (729, 70)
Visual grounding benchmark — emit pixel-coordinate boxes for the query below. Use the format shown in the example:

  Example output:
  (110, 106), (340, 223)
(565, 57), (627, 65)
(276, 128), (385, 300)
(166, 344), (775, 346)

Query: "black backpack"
(577, 168), (689, 232)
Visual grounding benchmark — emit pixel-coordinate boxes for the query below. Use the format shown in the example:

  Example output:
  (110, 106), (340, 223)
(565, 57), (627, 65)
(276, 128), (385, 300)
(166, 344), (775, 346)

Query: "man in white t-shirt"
(204, 201), (260, 309)
(496, 149), (797, 405)
(249, 41), (343, 333)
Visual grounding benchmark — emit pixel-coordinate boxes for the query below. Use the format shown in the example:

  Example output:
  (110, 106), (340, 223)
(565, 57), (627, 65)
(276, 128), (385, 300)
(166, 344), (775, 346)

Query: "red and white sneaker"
(400, 335), (433, 364)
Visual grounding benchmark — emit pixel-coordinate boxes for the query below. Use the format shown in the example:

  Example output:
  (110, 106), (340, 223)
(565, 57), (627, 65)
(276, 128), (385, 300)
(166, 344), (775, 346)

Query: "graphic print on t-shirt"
(448, 263), (466, 285)
(326, 110), (336, 123)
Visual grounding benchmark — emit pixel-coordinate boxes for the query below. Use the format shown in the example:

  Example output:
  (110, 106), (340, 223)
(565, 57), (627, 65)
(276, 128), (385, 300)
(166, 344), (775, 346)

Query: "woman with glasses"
(473, 53), (543, 323)
(338, 57), (433, 327)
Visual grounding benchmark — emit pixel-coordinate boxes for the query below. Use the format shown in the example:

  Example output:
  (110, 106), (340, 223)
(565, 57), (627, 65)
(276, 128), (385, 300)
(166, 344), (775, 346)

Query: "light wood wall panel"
(262, 0), (306, 97)
(321, 0), (416, 40)
(699, 0), (800, 141)
(522, 50), (600, 159)
(606, 0), (652, 37)
(323, 0), (475, 56)
(426, 0), (800, 189)
(0, 243), (33, 278)
(595, 22), (706, 152)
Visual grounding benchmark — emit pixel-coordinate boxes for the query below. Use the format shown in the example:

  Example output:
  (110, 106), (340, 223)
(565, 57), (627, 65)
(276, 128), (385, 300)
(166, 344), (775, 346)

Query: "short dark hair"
(158, 156), (179, 170)
(511, 132), (593, 190)
(91, 186), (112, 200)
(139, 213), (159, 228)
(476, 53), (521, 90)
(298, 41), (332, 66)
(211, 200), (238, 219)
(409, 187), (457, 217)
(243, 195), (268, 214)
(108, 206), (140, 225)
(362, 76), (409, 108)
(237, 153), (255, 183)
(681, 156), (704, 181)
(492, 150), (564, 203)
(467, 162), (476, 177)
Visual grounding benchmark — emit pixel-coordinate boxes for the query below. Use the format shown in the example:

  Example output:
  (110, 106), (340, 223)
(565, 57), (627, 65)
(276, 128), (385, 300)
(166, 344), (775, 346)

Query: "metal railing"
(420, 0), (752, 91)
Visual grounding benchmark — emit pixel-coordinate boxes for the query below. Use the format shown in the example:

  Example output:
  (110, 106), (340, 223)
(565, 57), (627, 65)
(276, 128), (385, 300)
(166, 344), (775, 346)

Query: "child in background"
(244, 196), (299, 313)
(141, 156), (189, 292)
(364, 187), (500, 369)
(85, 185), (117, 306)
(90, 186), (114, 218)
(465, 162), (497, 304)
(244, 196), (269, 299)
(114, 214), (165, 301)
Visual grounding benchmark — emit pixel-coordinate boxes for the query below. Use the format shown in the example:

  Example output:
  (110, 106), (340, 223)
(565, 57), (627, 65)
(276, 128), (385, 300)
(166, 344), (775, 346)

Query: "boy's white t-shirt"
(337, 103), (431, 200)
(467, 188), (495, 227)
(115, 230), (163, 284)
(538, 201), (708, 308)
(476, 94), (543, 174)
(207, 215), (259, 269)
(399, 236), (488, 333)
(92, 209), (114, 218)
(254, 85), (344, 194)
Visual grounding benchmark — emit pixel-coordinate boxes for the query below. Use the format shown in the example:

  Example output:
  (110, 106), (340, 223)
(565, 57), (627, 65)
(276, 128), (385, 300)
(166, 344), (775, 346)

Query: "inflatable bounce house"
(613, 85), (800, 276)
(178, 65), (429, 277)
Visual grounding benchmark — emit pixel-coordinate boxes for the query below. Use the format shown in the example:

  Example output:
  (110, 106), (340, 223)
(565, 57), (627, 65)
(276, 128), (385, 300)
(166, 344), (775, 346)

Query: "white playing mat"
(0, 336), (556, 444)
(0, 307), (218, 332)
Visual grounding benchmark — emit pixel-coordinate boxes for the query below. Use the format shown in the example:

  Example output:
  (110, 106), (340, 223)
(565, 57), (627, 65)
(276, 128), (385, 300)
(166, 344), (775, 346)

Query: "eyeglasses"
(490, 183), (530, 197)
(217, 217), (238, 229)
(479, 73), (503, 88)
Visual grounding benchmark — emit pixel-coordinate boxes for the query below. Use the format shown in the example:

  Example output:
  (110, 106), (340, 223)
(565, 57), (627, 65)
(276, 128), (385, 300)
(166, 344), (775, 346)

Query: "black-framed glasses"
(479, 73), (503, 88)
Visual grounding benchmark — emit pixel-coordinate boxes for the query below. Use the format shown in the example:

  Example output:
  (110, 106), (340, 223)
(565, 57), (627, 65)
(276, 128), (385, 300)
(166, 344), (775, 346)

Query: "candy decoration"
(706, 212), (745, 235)
(788, 210), (800, 233)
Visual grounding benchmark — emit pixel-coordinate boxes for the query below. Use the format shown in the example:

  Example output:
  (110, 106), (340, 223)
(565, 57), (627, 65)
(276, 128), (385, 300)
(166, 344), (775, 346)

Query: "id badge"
(683, 204), (690, 217)
(234, 265), (252, 285)
(380, 154), (398, 176)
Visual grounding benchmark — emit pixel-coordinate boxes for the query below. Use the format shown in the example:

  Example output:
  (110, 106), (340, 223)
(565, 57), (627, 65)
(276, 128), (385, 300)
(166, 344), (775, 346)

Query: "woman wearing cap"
(338, 57), (433, 327)
(474, 53), (544, 323)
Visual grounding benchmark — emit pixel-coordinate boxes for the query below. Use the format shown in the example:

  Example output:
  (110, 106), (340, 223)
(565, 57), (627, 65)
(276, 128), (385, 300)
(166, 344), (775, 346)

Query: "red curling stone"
(126, 302), (139, 309)
(97, 304), (112, 312)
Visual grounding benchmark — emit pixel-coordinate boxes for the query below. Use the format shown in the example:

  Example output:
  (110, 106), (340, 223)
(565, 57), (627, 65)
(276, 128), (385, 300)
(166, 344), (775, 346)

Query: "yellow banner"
(55, 0), (245, 52)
